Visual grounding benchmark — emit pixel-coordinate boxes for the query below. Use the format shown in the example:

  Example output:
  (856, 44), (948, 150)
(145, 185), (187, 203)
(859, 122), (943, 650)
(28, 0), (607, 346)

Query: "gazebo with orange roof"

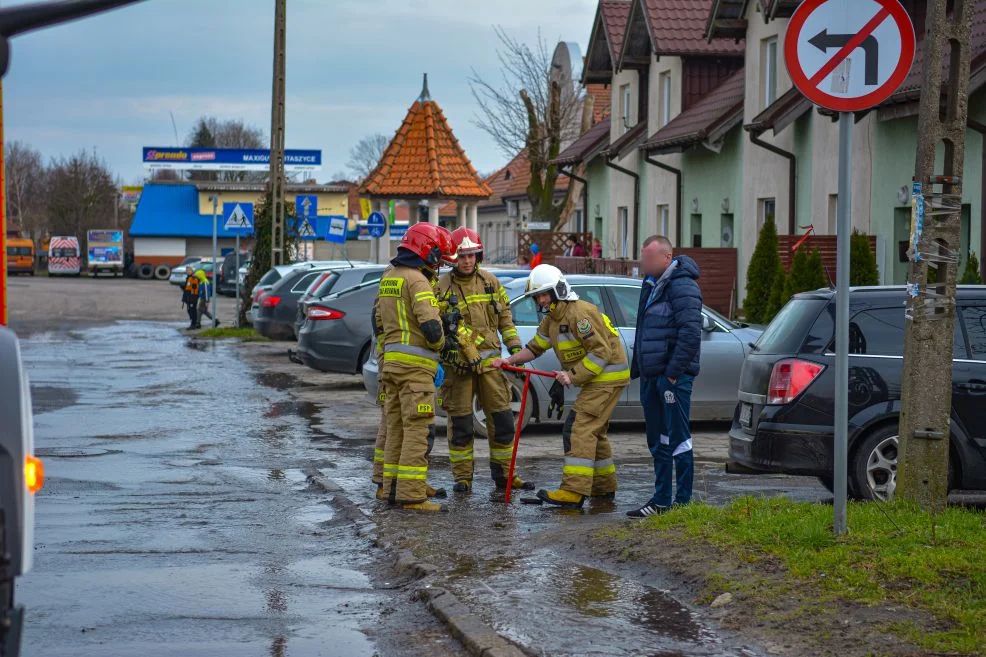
(360, 74), (491, 262)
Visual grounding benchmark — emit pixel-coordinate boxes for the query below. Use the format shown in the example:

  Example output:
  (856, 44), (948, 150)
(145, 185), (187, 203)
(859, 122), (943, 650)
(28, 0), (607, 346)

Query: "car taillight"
(261, 295), (282, 308)
(25, 455), (44, 494)
(307, 306), (345, 320)
(767, 358), (824, 405)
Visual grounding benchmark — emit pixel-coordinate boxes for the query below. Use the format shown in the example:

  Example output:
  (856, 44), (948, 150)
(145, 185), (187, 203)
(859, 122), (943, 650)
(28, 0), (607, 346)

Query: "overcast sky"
(4, 0), (597, 185)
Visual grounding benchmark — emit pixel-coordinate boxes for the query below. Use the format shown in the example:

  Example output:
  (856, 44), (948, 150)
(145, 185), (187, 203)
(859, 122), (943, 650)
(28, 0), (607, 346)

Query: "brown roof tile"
(745, 86), (811, 135)
(360, 79), (492, 200)
(552, 120), (612, 165)
(605, 120), (648, 159)
(601, 0), (634, 65)
(643, 67), (745, 153)
(642, 0), (745, 56)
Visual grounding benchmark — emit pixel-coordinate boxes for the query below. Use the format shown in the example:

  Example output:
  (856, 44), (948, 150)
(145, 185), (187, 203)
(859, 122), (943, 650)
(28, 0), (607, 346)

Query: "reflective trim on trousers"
(594, 458), (616, 475)
(672, 438), (693, 457)
(490, 448), (514, 464)
(449, 448), (474, 463)
(562, 456), (595, 477)
(374, 449), (385, 463)
(397, 464), (428, 480)
(383, 463), (399, 475)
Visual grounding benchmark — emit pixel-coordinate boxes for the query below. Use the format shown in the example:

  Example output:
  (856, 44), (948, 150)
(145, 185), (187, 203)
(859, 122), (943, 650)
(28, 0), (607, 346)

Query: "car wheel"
(851, 425), (899, 501)
(471, 375), (533, 437)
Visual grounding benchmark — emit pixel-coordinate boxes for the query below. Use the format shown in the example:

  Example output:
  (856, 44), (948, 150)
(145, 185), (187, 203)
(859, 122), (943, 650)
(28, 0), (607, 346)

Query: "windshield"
(52, 248), (78, 257)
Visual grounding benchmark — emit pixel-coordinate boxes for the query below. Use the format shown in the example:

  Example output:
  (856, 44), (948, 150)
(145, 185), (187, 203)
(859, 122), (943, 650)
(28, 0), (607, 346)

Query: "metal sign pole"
(234, 234), (241, 328)
(211, 196), (219, 328)
(834, 111), (853, 536)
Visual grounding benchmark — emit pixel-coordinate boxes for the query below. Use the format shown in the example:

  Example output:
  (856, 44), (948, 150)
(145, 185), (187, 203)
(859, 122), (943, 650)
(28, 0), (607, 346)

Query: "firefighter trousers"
(381, 364), (437, 503)
(440, 367), (515, 484)
(559, 385), (622, 497)
(371, 369), (390, 485)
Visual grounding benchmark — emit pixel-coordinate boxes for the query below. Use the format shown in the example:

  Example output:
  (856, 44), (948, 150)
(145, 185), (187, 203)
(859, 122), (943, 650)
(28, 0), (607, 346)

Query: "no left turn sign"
(785, 0), (915, 112)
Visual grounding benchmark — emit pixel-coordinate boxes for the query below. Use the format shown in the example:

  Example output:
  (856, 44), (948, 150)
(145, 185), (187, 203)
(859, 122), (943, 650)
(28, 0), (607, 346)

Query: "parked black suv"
(728, 286), (986, 500)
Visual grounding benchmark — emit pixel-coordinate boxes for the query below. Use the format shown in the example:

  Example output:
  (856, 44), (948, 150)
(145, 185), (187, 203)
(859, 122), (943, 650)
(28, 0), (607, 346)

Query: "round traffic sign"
(784, 0), (915, 112)
(366, 211), (386, 239)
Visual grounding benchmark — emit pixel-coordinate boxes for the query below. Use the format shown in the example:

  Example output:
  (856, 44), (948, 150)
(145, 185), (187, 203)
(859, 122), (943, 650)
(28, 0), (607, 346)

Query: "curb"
(305, 471), (530, 657)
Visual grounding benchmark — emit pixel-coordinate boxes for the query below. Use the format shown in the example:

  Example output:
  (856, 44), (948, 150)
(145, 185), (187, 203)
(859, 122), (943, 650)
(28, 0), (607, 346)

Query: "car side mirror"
(702, 315), (715, 332)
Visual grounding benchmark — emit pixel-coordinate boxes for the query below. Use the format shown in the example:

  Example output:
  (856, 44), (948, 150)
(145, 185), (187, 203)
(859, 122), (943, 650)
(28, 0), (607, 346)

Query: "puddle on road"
(255, 370), (314, 391)
(265, 400), (318, 420)
(453, 550), (739, 657)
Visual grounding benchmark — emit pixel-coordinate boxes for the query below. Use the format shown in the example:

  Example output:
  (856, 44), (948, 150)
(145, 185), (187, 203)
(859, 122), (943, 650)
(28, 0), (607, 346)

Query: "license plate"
(739, 403), (753, 428)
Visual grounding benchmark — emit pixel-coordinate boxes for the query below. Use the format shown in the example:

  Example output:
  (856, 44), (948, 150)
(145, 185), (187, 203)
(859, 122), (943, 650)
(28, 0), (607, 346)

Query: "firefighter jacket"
(525, 299), (630, 388)
(373, 264), (445, 374)
(438, 268), (521, 367)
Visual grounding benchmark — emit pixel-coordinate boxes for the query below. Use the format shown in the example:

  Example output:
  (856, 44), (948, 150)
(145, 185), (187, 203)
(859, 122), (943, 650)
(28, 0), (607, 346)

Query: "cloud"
(3, 0), (597, 182)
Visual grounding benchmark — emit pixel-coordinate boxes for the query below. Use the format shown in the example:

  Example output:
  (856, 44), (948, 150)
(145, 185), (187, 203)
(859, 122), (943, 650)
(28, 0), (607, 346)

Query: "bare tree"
(469, 27), (591, 230)
(346, 133), (390, 181)
(186, 116), (267, 182)
(5, 141), (48, 246)
(45, 150), (117, 238)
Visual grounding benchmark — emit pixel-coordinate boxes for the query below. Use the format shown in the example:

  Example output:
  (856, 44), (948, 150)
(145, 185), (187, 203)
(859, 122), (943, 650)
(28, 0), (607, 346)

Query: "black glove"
(547, 379), (565, 420)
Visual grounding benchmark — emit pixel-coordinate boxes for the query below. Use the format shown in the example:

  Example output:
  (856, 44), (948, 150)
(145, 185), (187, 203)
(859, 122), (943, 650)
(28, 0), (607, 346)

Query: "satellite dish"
(721, 225), (734, 247)
(551, 41), (584, 99)
(897, 185), (910, 205)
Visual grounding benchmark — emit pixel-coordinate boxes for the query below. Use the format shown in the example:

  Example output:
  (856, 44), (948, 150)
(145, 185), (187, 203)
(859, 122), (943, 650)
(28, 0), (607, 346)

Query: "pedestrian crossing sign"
(297, 217), (317, 240)
(223, 203), (254, 234)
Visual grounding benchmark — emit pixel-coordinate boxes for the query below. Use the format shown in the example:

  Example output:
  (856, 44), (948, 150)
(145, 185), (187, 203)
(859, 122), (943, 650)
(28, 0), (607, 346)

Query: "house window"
(658, 71), (672, 128)
(758, 198), (776, 231)
(762, 37), (778, 108)
(657, 204), (670, 238)
(620, 84), (631, 134)
(618, 206), (629, 257)
(690, 214), (702, 248)
(573, 208), (584, 233)
(720, 213), (734, 247)
(828, 194), (838, 234)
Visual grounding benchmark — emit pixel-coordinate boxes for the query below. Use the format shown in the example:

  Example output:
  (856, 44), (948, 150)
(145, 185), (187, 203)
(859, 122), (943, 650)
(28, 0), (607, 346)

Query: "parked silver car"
(361, 274), (762, 434)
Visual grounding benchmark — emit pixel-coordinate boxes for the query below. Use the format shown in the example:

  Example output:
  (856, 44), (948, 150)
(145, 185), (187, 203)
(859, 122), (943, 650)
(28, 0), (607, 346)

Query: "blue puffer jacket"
(631, 255), (703, 380)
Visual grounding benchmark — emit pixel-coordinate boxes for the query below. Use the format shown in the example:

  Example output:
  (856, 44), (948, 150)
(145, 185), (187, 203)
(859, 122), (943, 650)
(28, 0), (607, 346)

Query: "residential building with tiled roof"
(359, 74), (491, 263)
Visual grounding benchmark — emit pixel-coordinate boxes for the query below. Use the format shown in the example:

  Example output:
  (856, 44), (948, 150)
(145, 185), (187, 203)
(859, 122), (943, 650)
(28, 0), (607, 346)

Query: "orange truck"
(5, 238), (34, 276)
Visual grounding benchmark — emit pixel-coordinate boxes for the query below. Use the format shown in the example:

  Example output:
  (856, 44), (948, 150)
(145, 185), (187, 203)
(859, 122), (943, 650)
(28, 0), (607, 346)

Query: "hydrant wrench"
(498, 363), (556, 503)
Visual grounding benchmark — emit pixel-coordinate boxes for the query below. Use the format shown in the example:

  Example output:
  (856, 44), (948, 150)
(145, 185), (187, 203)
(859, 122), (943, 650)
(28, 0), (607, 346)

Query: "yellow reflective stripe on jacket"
(562, 457), (595, 477)
(533, 332), (550, 349)
(580, 355), (605, 375)
(397, 299), (410, 344)
(383, 351), (439, 371)
(414, 290), (437, 303)
(464, 293), (494, 304)
(557, 339), (581, 351)
(501, 327), (519, 341)
(591, 364), (630, 384)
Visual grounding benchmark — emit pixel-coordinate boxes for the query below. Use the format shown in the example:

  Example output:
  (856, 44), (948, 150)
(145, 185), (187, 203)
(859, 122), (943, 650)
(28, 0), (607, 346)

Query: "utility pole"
(268, 0), (286, 269)
(897, 0), (974, 511)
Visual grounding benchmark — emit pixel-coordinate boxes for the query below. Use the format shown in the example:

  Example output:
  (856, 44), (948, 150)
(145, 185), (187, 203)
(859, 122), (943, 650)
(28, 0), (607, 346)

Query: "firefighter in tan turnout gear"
(437, 227), (534, 494)
(493, 264), (630, 509)
(373, 222), (457, 512)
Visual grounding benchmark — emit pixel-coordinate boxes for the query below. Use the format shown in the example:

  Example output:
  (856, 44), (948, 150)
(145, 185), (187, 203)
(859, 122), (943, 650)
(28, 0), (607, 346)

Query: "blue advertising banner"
(142, 147), (322, 172)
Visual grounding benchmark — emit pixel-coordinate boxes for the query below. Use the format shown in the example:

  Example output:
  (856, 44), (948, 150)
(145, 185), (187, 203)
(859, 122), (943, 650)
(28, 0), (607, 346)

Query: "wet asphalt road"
(9, 278), (835, 657)
(16, 322), (464, 657)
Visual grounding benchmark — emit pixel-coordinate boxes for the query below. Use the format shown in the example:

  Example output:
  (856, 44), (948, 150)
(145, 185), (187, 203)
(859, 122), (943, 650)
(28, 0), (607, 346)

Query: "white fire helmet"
(524, 264), (579, 302)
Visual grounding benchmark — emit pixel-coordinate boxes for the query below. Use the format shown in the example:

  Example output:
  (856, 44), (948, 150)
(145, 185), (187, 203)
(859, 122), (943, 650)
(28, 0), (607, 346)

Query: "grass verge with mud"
(595, 497), (985, 656)
(198, 327), (269, 341)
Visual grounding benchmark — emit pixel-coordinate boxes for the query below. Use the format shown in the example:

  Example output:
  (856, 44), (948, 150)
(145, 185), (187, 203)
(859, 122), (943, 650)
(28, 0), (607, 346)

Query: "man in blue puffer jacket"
(627, 235), (703, 517)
